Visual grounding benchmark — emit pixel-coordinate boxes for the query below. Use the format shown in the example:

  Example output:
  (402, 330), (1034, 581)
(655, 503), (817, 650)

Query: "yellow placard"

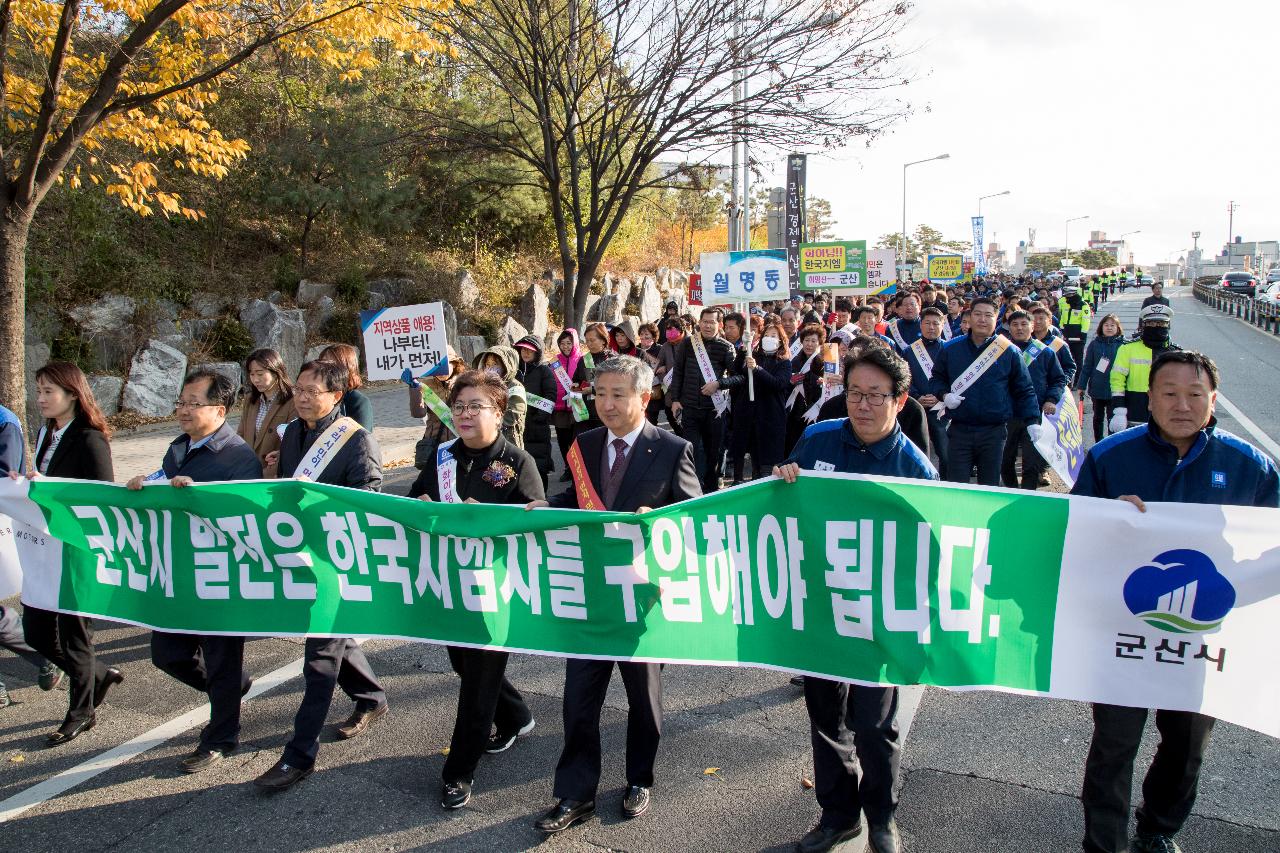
(927, 254), (964, 281)
(800, 244), (846, 273)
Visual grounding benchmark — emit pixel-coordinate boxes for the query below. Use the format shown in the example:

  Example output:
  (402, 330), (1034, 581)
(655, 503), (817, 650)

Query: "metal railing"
(1193, 282), (1280, 334)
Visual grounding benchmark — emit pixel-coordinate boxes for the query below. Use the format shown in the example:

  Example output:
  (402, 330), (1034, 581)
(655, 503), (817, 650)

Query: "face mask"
(1141, 325), (1170, 347)
(484, 366), (503, 378)
(1068, 295), (1083, 308)
(760, 336), (780, 354)
(666, 329), (681, 342)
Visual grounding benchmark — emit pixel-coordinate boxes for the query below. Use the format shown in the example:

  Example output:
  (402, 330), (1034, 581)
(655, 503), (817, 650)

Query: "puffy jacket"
(902, 336), (945, 398)
(928, 334), (1039, 427)
(0, 404), (24, 475)
(472, 345), (527, 449)
(1072, 420), (1279, 508)
(161, 421), (262, 484)
(785, 419), (939, 481)
(1010, 337), (1067, 409)
(278, 408), (381, 491)
(668, 333), (739, 412)
(514, 335), (555, 475)
(1035, 331), (1077, 386)
(1077, 333), (1124, 399)
(1109, 338), (1179, 423)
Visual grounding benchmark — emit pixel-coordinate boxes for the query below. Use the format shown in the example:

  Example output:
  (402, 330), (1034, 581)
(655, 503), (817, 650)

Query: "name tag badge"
(1095, 357), (1109, 373)
(815, 460), (836, 472)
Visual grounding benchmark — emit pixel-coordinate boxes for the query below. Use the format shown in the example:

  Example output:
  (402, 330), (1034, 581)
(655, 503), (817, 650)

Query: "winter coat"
(471, 345), (527, 449)
(515, 334), (556, 476)
(1078, 333), (1123, 400)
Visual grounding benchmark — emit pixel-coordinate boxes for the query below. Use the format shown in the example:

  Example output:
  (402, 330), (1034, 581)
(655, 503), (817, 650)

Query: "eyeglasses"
(173, 400), (220, 410)
(845, 390), (893, 406)
(293, 387), (333, 400)
(451, 402), (497, 415)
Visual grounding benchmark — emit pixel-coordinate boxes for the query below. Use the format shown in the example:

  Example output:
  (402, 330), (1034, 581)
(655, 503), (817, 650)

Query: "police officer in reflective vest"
(1057, 285), (1093, 369)
(1109, 304), (1178, 431)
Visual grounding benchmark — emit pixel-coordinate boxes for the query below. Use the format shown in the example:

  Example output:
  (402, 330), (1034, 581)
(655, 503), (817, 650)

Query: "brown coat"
(236, 394), (297, 477)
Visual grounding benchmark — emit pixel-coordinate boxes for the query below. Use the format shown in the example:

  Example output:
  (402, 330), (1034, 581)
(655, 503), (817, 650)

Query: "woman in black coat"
(514, 335), (556, 488)
(728, 320), (794, 482)
(19, 362), (123, 744)
(784, 323), (827, 456)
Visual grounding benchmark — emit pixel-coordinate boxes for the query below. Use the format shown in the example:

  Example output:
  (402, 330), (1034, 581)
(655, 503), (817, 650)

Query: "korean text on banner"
(799, 240), (869, 294)
(1032, 388), (1087, 487)
(865, 249), (898, 297)
(360, 301), (450, 381)
(972, 216), (986, 276)
(699, 250), (788, 301)
(927, 254), (965, 282)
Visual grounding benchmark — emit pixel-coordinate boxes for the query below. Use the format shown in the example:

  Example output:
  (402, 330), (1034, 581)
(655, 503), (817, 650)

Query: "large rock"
(305, 344), (332, 364)
(296, 280), (336, 306)
(368, 278), (415, 307)
(67, 294), (137, 371)
(240, 299), (306, 376)
(671, 269), (690, 287)
(656, 267), (671, 289)
(202, 361), (243, 392)
(122, 341), (188, 417)
(364, 291), (387, 312)
(455, 269), (479, 311)
(190, 294), (224, 319)
(496, 316), (529, 347)
(588, 293), (623, 326)
(87, 375), (123, 417)
(582, 294), (601, 324)
(182, 317), (219, 342)
(305, 295), (335, 333)
(456, 335), (486, 365)
(517, 283), (550, 341)
(156, 333), (193, 355)
(636, 275), (663, 323)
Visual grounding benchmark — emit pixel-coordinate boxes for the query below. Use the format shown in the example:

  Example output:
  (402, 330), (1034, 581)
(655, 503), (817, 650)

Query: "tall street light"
(976, 190), (1010, 274)
(901, 153), (950, 279)
(977, 190), (1011, 219)
(1064, 215), (1089, 260)
(1118, 230), (1141, 273)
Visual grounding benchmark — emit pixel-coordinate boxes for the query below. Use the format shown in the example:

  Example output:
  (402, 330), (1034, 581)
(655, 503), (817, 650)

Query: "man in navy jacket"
(775, 347), (937, 853)
(126, 369), (261, 774)
(1071, 351), (1279, 853)
(903, 307), (949, 474)
(928, 297), (1038, 486)
(1001, 311), (1066, 489)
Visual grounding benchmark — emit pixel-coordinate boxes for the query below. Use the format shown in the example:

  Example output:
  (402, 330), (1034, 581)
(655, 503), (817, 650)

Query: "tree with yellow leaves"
(0, 0), (452, 431)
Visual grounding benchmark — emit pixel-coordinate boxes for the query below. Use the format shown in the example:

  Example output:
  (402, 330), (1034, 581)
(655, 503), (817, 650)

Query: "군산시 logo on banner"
(1123, 549), (1237, 634)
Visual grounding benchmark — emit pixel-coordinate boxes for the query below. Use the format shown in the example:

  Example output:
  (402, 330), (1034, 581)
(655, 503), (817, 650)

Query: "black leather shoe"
(621, 785), (650, 818)
(868, 820), (900, 853)
(790, 675), (806, 687)
(796, 822), (863, 853)
(179, 748), (226, 774)
(94, 667), (124, 708)
(254, 759), (314, 790)
(46, 716), (95, 746)
(335, 702), (387, 740)
(534, 798), (596, 833)
(441, 780), (472, 810)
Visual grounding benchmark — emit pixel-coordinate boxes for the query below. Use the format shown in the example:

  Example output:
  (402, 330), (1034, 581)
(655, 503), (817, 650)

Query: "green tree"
(806, 197), (837, 242)
(876, 224), (969, 263)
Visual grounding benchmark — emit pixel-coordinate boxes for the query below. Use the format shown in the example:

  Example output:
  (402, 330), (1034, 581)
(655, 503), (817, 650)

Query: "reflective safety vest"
(1060, 304), (1092, 335)
(1111, 340), (1155, 396)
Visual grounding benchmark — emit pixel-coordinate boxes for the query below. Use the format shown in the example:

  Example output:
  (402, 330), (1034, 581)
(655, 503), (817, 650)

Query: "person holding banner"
(929, 296), (1039, 487)
(254, 359), (388, 791)
(527, 355), (701, 834)
(408, 370), (544, 810)
(1072, 350), (1279, 853)
(15, 362), (123, 743)
(818, 338), (930, 458)
(236, 348), (296, 477)
(125, 369), (261, 774)
(515, 336), (557, 487)
(774, 346), (938, 853)
(668, 308), (738, 493)
(1001, 311), (1067, 490)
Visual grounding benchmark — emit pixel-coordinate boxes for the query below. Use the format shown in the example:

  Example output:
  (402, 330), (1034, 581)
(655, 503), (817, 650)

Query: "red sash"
(565, 440), (607, 510)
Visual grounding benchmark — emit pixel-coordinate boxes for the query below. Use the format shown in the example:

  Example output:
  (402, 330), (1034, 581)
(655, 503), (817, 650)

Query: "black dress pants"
(945, 422), (1006, 487)
(151, 631), (248, 752)
(1090, 396), (1120, 444)
(1001, 419), (1048, 489)
(682, 407), (724, 493)
(24, 606), (112, 723)
(803, 678), (901, 831)
(283, 637), (386, 768)
(553, 658), (663, 802)
(441, 646), (532, 783)
(1082, 703), (1215, 853)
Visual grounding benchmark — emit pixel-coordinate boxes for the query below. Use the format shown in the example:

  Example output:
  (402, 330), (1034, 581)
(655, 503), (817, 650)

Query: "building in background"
(1195, 236), (1280, 280)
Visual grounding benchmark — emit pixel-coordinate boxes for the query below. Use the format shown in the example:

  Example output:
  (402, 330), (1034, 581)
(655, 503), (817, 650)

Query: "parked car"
(1139, 274), (1154, 287)
(1266, 268), (1280, 285)
(1256, 282), (1280, 308)
(1218, 271), (1259, 297)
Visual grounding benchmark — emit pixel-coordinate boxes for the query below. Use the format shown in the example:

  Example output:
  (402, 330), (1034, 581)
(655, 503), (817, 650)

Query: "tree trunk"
(0, 208), (33, 441)
(574, 258), (597, 328)
(560, 260), (578, 329)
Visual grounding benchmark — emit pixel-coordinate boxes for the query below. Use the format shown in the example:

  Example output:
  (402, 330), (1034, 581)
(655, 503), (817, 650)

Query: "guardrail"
(1193, 282), (1280, 334)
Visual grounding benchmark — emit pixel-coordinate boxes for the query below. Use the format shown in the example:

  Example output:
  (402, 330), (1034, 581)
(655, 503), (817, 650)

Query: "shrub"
(335, 268), (367, 305)
(205, 317), (255, 363)
(320, 306), (361, 345)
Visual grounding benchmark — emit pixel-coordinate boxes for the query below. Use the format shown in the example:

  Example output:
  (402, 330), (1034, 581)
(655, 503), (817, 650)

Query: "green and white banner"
(1, 475), (1276, 737)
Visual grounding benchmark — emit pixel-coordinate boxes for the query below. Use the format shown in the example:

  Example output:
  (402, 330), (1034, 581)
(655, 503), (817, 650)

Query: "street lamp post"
(976, 190), (1010, 274)
(901, 153), (950, 280)
(1064, 215), (1089, 262)
(1118, 230), (1141, 273)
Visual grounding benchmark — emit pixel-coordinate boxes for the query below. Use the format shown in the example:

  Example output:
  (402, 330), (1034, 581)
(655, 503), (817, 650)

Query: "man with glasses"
(772, 346), (936, 853)
(126, 369), (261, 773)
(255, 359), (387, 790)
(929, 296), (1038, 486)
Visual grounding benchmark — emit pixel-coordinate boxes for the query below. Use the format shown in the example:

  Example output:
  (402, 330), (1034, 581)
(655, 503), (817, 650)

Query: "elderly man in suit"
(526, 355), (702, 834)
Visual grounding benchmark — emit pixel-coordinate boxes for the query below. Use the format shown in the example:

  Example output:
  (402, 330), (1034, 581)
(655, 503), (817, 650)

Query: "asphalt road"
(1, 287), (1277, 852)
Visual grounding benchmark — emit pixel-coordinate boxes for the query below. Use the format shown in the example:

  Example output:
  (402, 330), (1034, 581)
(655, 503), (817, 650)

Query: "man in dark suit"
(254, 359), (388, 790)
(527, 355), (701, 834)
(125, 369), (262, 773)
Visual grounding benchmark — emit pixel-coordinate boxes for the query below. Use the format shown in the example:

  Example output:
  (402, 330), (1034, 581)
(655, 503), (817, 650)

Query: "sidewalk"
(107, 384), (425, 483)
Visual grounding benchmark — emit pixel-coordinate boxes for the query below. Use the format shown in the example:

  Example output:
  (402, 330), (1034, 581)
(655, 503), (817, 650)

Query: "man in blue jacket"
(929, 297), (1039, 486)
(1030, 305), (1077, 386)
(126, 369), (262, 774)
(775, 346), (937, 853)
(1071, 350), (1279, 853)
(1001, 311), (1066, 489)
(903, 307), (949, 474)
(885, 292), (922, 352)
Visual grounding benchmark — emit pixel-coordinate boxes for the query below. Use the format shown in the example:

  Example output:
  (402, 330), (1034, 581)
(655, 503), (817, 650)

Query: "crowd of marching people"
(1, 267), (1277, 853)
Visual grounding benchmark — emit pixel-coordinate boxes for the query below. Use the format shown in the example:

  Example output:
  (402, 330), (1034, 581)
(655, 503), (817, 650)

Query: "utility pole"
(1227, 201), (1240, 250)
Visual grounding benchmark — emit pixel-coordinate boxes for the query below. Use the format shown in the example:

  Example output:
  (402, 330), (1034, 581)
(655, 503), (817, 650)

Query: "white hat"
(1063, 285), (1080, 296)
(1138, 304), (1173, 323)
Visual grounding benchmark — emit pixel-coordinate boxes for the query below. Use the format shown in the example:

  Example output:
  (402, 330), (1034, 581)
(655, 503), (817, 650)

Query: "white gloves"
(1109, 408), (1128, 434)
(943, 392), (965, 409)
(1026, 424), (1044, 444)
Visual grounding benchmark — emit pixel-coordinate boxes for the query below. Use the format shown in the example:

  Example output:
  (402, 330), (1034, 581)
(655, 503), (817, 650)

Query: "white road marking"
(1216, 392), (1280, 462)
(0, 656), (306, 823)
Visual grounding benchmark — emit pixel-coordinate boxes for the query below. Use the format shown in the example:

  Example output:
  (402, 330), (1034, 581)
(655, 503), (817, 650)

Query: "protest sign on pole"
(798, 240), (868, 294)
(866, 249), (898, 297)
(785, 154), (807, 294)
(4, 473), (1277, 737)
(972, 216), (986, 275)
(687, 272), (703, 307)
(359, 302), (449, 381)
(927, 254), (965, 283)
(698, 250), (788, 301)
